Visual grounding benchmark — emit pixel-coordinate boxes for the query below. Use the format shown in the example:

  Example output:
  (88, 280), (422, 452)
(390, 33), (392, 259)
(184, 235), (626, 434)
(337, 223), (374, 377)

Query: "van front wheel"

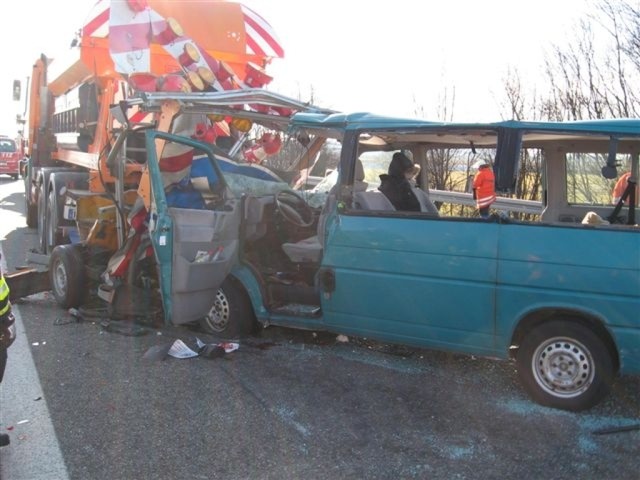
(516, 320), (614, 411)
(199, 277), (256, 339)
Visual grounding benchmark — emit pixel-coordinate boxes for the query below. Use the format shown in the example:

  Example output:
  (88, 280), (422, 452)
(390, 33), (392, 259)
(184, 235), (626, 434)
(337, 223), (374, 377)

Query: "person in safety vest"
(0, 253), (16, 448)
(611, 171), (639, 205)
(472, 159), (496, 218)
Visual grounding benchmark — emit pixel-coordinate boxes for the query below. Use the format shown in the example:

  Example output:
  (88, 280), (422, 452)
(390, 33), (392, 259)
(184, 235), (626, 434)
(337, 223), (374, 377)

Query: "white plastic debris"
(167, 339), (199, 359)
(336, 334), (349, 343)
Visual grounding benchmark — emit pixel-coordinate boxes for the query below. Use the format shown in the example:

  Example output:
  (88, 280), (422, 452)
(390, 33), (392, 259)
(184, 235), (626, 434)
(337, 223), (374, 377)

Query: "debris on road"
(145, 337), (240, 361)
(100, 319), (151, 337)
(168, 339), (199, 359)
(5, 266), (49, 301)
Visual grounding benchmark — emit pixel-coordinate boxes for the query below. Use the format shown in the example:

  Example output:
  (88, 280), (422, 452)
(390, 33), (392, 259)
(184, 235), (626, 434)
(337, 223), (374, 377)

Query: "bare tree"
(413, 86), (461, 193)
(542, 0), (640, 120)
(499, 68), (544, 217)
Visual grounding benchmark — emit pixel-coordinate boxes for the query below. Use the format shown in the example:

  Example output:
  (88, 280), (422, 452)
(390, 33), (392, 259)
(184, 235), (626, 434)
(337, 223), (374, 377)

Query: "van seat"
(354, 191), (396, 211)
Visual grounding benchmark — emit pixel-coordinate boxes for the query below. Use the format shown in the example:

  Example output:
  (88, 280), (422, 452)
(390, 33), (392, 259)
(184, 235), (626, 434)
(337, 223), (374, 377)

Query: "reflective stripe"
(0, 276), (10, 317)
(476, 194), (496, 208)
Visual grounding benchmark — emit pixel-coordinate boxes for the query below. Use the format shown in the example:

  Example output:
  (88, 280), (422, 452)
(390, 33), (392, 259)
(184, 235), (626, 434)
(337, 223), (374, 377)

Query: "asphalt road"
(0, 176), (639, 480)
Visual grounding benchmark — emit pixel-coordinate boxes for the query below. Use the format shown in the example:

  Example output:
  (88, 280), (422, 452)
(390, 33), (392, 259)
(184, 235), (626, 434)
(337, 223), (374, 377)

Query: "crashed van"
(50, 93), (639, 412)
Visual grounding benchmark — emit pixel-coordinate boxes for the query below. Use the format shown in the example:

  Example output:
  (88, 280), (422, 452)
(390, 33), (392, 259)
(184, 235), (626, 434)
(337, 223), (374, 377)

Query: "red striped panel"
(159, 148), (194, 173)
(84, 8), (109, 37)
(243, 14), (284, 58)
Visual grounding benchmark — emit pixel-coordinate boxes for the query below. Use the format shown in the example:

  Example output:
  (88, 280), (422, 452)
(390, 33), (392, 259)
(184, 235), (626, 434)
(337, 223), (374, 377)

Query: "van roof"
(290, 113), (640, 137)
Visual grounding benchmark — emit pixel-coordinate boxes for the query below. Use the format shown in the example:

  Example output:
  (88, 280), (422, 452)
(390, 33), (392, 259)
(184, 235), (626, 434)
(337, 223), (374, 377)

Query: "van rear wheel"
(516, 320), (614, 411)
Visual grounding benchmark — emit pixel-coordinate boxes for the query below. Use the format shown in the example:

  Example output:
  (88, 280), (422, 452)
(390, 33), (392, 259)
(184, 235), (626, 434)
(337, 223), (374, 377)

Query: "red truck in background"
(0, 135), (23, 180)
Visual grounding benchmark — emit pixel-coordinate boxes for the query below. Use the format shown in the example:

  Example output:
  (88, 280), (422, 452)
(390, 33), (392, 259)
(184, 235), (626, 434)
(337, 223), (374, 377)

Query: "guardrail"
(429, 189), (543, 215)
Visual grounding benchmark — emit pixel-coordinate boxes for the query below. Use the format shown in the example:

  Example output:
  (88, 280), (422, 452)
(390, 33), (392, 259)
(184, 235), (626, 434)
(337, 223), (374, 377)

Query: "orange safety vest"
(0, 274), (9, 318)
(612, 172), (638, 205)
(473, 166), (496, 208)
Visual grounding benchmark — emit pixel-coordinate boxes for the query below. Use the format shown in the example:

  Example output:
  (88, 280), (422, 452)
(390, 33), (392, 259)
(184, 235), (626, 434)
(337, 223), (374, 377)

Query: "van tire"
(516, 320), (614, 411)
(199, 277), (256, 339)
(49, 244), (86, 309)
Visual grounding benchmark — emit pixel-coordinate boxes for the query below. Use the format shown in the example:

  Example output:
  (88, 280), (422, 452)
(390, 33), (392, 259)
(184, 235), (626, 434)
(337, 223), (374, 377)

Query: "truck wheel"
(37, 183), (48, 254)
(26, 199), (37, 228)
(199, 277), (256, 339)
(47, 188), (64, 251)
(49, 245), (86, 309)
(24, 174), (37, 228)
(516, 320), (614, 411)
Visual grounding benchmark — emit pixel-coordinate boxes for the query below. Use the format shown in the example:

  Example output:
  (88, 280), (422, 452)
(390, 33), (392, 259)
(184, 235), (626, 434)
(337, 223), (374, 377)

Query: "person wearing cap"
(378, 152), (421, 211)
(472, 159), (496, 218)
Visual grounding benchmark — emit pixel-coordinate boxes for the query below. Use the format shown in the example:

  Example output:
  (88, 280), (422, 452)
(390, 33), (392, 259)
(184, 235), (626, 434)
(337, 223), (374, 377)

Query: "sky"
(0, 0), (594, 136)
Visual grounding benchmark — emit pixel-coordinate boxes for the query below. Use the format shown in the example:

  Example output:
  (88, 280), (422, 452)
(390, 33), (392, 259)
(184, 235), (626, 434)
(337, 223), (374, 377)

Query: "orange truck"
(22, 0), (287, 254)
(14, 0), (333, 322)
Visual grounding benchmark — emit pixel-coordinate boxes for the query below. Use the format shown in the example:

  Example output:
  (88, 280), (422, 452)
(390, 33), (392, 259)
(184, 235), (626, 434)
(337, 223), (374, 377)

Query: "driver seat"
(282, 160), (367, 263)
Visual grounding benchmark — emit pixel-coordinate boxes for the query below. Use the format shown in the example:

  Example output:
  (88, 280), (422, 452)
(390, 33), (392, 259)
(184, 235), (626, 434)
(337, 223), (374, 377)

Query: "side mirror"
(12, 80), (21, 101)
(601, 165), (618, 179)
(602, 137), (619, 179)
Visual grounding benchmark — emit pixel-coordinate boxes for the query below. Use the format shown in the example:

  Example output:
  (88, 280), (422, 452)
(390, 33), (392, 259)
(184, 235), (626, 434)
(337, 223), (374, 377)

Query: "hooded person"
(472, 159), (496, 218)
(378, 152), (421, 211)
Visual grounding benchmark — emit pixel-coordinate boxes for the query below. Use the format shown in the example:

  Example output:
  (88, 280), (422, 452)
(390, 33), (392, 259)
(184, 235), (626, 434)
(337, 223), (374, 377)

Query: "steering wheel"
(275, 190), (315, 227)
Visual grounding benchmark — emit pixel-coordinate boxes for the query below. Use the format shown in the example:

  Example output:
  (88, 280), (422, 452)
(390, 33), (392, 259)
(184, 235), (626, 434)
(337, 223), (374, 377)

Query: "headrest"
(355, 158), (365, 181)
(354, 159), (368, 192)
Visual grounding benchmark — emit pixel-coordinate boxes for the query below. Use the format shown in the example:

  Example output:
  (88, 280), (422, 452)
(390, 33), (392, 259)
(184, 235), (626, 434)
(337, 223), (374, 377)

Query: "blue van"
(51, 94), (640, 411)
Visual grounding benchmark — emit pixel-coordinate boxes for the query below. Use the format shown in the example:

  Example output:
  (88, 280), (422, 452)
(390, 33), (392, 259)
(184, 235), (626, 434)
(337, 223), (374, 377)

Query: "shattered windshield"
(223, 171), (332, 208)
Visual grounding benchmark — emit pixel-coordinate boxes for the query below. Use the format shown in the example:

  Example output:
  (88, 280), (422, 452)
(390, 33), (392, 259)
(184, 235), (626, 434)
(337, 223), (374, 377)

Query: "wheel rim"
(203, 289), (230, 332)
(531, 336), (595, 398)
(52, 258), (68, 299)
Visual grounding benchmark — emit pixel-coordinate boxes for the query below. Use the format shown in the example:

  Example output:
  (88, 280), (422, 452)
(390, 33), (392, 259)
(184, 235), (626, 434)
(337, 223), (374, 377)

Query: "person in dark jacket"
(378, 152), (421, 211)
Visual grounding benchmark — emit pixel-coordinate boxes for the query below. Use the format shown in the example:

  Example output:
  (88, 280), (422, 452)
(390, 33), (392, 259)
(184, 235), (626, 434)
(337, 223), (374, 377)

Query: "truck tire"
(199, 276), (256, 339)
(49, 244), (86, 309)
(23, 168), (37, 228)
(516, 320), (614, 411)
(37, 182), (48, 254)
(26, 199), (37, 228)
(47, 188), (65, 252)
